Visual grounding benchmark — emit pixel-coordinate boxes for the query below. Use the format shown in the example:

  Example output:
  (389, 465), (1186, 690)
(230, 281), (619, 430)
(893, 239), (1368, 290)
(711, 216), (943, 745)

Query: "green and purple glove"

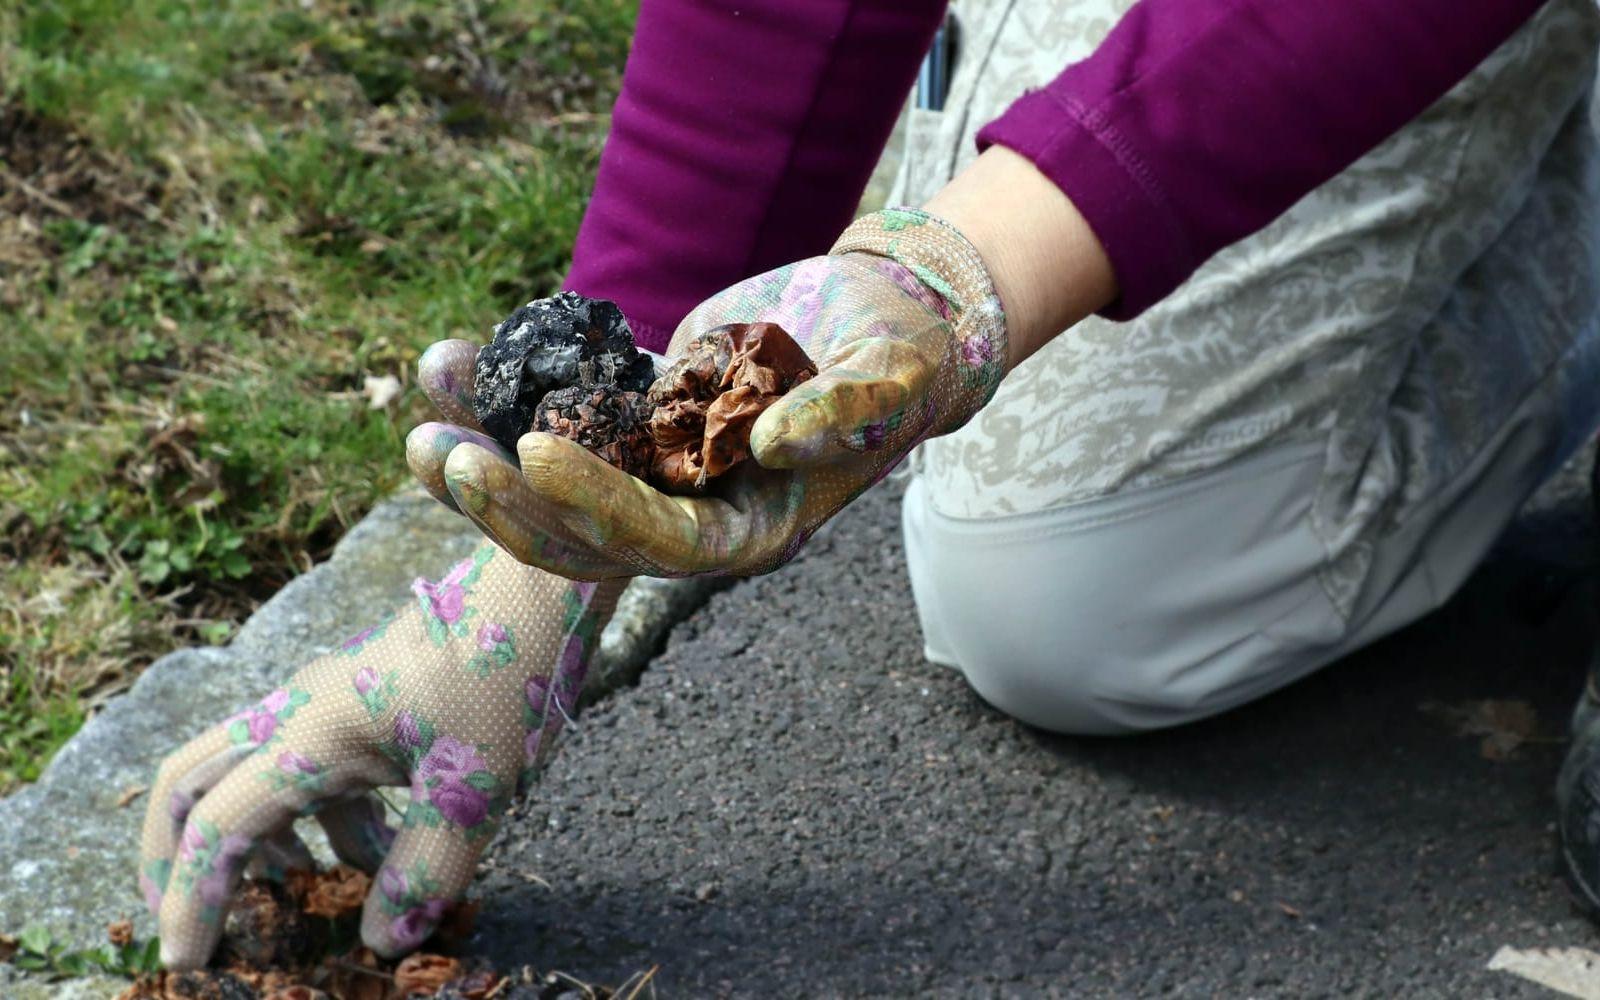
(140, 385), (625, 970)
(411, 208), (1009, 579)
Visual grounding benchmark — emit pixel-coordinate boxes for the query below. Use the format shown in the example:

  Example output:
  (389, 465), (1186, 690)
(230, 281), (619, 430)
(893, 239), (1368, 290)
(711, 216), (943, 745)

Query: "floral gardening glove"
(420, 208), (1008, 579)
(139, 534), (623, 969)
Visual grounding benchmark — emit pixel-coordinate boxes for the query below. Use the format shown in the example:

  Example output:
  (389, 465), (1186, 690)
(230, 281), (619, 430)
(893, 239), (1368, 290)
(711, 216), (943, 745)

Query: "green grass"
(0, 0), (637, 791)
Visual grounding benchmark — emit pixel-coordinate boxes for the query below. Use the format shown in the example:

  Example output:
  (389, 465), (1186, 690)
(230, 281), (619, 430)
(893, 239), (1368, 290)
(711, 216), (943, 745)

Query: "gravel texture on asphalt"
(466, 475), (1600, 997)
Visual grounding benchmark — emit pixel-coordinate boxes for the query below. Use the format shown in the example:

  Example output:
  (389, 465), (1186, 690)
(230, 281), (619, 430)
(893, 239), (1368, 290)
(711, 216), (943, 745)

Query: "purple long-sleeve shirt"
(564, 0), (1545, 350)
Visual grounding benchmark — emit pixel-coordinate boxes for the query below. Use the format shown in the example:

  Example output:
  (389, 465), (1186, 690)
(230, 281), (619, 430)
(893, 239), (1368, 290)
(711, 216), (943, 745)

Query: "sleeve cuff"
(976, 87), (1195, 321)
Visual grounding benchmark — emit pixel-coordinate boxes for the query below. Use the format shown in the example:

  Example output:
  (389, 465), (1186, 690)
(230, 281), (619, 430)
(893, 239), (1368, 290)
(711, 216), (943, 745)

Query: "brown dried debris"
(112, 868), (639, 999)
(287, 864), (371, 919)
(646, 322), (816, 491)
(216, 880), (319, 971)
(431, 969), (504, 998)
(119, 965), (298, 1000)
(534, 384), (656, 481)
(392, 953), (462, 996)
(263, 987), (330, 1000)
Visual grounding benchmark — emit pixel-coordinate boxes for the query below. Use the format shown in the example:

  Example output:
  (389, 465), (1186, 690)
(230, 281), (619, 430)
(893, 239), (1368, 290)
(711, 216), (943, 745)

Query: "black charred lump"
(473, 292), (656, 453)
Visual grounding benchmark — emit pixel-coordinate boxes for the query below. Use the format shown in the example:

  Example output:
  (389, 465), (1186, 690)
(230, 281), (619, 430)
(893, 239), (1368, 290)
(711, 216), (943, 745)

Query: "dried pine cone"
(647, 322), (816, 491)
(534, 383), (656, 480)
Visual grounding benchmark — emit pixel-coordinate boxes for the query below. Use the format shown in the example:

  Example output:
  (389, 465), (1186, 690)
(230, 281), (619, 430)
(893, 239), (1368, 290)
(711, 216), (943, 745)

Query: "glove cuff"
(829, 207), (1009, 409)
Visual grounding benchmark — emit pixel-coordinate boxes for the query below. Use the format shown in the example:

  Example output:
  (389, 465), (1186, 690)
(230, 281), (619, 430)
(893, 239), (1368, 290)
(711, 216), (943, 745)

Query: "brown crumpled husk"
(646, 322), (816, 491)
(286, 864), (370, 919)
(393, 953), (462, 996)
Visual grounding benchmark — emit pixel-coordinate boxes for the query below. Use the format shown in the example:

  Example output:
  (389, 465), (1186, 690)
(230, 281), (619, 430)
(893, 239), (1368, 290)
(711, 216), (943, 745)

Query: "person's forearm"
(923, 146), (1116, 370)
(975, 0), (1546, 320)
(564, 0), (947, 351)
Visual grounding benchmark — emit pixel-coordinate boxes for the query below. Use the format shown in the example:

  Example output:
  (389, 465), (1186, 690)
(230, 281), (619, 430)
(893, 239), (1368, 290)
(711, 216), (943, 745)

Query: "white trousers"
(905, 397), (1573, 734)
(899, 0), (1600, 735)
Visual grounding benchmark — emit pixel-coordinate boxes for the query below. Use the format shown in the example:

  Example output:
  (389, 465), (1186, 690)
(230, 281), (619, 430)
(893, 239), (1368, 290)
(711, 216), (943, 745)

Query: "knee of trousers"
(901, 443), (1347, 737)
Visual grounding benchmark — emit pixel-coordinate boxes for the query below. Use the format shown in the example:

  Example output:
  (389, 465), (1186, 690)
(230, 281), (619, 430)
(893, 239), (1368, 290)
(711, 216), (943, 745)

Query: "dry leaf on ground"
(1487, 945), (1600, 999)
(1420, 699), (1546, 760)
(363, 375), (403, 409)
(116, 785), (148, 809)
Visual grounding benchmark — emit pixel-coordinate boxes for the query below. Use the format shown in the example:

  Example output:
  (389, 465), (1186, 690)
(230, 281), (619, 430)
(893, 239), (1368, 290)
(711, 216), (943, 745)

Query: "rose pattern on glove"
(954, 297), (1005, 398)
(522, 674), (553, 762)
(354, 664), (400, 716)
(410, 736), (499, 833)
(262, 749), (326, 796)
(140, 858), (172, 916)
(425, 359), (471, 414)
(847, 409), (904, 452)
(852, 208), (1008, 410)
(171, 818), (254, 926)
(376, 859), (449, 952)
(868, 212), (1005, 403)
(516, 583), (601, 788)
(379, 709), (502, 839)
(465, 621), (516, 678)
(224, 686), (310, 750)
(866, 256), (952, 321)
(168, 789), (195, 822)
(388, 709), (431, 762)
(339, 611), (395, 657)
(518, 647), (584, 786)
(412, 547), (493, 645)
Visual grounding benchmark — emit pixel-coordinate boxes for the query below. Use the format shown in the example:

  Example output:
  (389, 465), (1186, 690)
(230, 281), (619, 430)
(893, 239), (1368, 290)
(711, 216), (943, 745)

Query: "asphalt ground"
(466, 476), (1600, 997)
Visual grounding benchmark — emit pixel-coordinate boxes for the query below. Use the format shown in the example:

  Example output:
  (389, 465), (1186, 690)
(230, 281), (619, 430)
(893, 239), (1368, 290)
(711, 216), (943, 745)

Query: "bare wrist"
(923, 145), (1116, 369)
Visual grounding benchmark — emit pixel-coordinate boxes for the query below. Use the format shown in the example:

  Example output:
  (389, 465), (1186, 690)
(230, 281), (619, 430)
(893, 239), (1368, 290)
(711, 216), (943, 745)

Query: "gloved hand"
(418, 208), (1008, 579)
(141, 440), (624, 967)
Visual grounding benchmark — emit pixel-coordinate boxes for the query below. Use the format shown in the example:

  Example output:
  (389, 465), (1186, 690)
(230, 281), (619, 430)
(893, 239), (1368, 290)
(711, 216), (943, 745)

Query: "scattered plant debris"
(64, 866), (660, 999)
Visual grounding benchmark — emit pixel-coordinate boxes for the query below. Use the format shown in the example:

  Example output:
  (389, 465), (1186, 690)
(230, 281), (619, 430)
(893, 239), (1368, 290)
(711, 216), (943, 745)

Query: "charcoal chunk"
(473, 292), (655, 453)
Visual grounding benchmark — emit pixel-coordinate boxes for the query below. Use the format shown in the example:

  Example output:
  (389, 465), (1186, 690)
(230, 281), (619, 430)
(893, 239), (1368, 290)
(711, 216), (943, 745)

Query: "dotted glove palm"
(419, 209), (1007, 579)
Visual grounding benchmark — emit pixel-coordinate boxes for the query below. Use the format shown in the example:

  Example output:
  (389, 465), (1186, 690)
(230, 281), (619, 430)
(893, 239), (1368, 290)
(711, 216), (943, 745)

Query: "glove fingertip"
(418, 339), (484, 429)
(750, 400), (829, 469)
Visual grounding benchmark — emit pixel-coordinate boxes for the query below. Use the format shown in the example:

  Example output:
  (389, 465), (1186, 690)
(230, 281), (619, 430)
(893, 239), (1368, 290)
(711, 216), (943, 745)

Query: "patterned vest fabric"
(895, 0), (1600, 619)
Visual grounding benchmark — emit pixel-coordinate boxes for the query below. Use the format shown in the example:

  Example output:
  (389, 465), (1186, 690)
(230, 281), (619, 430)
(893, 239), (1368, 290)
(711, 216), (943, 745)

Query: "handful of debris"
(474, 294), (816, 492)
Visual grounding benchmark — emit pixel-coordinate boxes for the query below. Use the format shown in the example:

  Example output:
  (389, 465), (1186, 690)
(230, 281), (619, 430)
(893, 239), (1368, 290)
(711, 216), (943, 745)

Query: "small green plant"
(0, 669), (85, 790)
(7, 924), (162, 979)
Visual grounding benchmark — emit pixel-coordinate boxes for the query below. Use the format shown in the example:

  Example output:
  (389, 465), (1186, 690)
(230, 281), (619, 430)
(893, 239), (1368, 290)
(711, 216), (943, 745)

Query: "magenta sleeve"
(563, 0), (948, 352)
(977, 0), (1547, 320)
